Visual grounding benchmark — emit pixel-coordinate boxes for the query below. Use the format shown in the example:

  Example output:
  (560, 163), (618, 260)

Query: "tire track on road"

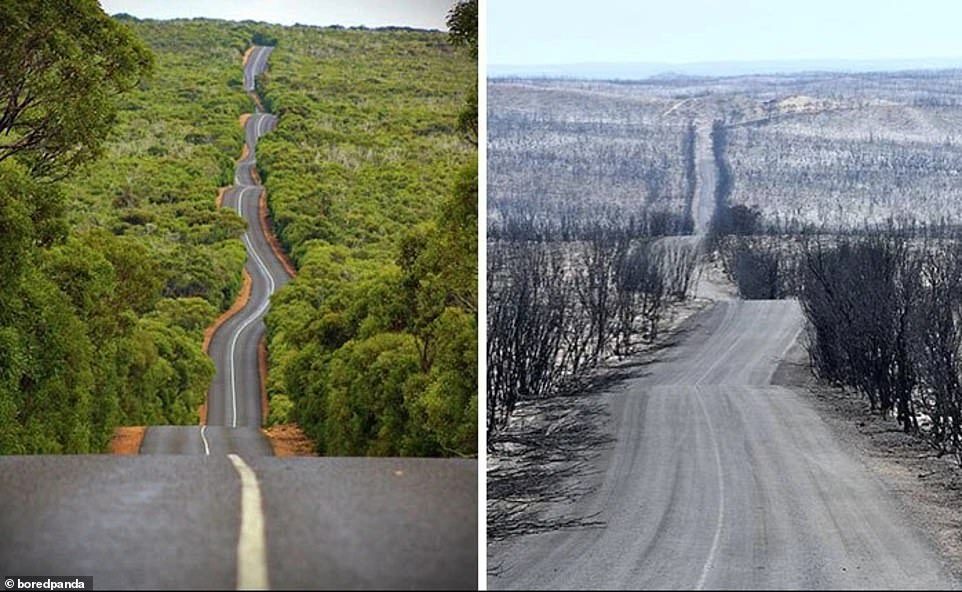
(490, 301), (958, 590)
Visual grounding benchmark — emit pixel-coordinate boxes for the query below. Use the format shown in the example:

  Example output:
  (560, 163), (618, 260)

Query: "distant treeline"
(487, 88), (696, 239)
(488, 205), (691, 242)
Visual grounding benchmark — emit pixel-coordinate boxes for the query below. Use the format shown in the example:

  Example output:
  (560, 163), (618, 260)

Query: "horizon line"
(490, 55), (962, 69)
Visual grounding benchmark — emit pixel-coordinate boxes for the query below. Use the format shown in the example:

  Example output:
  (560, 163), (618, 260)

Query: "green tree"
(0, 0), (152, 175)
(447, 0), (477, 143)
(325, 333), (422, 455)
(0, 9), (245, 453)
(0, 161), (96, 453)
(446, 0), (478, 58)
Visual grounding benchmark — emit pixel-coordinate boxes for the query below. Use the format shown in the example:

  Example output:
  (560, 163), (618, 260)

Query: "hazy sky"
(489, 0), (962, 65)
(100, 0), (456, 30)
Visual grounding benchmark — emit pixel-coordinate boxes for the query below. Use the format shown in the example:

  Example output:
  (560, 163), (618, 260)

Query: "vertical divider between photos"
(477, 0), (488, 586)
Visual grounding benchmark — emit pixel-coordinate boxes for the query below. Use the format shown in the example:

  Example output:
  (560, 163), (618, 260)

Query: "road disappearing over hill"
(490, 300), (957, 589)
(141, 46), (283, 457)
(0, 46), (477, 590)
(491, 116), (957, 588)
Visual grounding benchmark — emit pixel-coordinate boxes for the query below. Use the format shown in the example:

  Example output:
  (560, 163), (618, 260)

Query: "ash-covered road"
(490, 300), (957, 589)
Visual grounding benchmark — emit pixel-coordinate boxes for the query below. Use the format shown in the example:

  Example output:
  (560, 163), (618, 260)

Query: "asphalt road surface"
(0, 456), (477, 589)
(205, 109), (285, 431)
(245, 46), (272, 92)
(0, 46), (478, 589)
(690, 121), (717, 236)
(490, 300), (958, 589)
(141, 46), (285, 456)
(651, 119), (732, 301)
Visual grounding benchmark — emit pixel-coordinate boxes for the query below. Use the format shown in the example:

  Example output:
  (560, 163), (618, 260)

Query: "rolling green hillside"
(251, 24), (478, 456)
(1, 12), (261, 452)
(1, 4), (477, 456)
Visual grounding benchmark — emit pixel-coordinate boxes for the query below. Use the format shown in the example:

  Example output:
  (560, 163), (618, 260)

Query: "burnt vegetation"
(488, 68), (962, 544)
(719, 226), (962, 464)
(487, 81), (702, 443)
(802, 230), (962, 462)
(687, 69), (962, 464)
(487, 227), (696, 438)
(486, 223), (698, 541)
(487, 81), (702, 541)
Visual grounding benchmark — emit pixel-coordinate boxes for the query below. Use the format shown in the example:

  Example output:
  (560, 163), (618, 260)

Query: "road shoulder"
(108, 426), (146, 454)
(774, 340), (962, 580)
(488, 297), (712, 543)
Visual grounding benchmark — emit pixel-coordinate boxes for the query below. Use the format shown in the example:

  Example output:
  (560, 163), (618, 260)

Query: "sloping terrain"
(1, 12), (478, 588)
(490, 70), (962, 232)
(254, 24), (478, 457)
(140, 46), (285, 456)
(490, 301), (957, 590)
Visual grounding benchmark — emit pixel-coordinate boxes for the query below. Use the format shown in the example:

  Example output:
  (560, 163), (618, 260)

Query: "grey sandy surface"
(490, 300), (959, 590)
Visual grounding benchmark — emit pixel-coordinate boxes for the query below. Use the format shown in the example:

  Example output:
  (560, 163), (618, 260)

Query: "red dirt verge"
(258, 335), (317, 455)
(248, 91), (266, 113)
(263, 424), (318, 457)
(109, 426), (146, 455)
(198, 269), (252, 423)
(215, 186), (228, 208)
(258, 188), (297, 277)
(203, 269), (252, 354)
(259, 336), (269, 421)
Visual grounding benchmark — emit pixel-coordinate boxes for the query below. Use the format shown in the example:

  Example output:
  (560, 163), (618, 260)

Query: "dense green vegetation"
(0, 0), (476, 455)
(0, 3), (263, 452)
(255, 16), (478, 456)
(63, 18), (255, 314)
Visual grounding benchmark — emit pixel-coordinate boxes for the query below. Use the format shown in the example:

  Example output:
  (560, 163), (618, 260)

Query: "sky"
(100, 0), (456, 30)
(488, 0), (962, 66)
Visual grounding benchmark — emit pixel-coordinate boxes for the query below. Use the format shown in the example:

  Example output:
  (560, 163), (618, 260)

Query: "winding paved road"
(0, 46), (478, 589)
(490, 301), (957, 589)
(141, 46), (285, 457)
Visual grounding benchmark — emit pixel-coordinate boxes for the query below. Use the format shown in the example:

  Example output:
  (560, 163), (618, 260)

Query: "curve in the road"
(490, 300), (958, 590)
(141, 46), (289, 456)
(0, 44), (478, 590)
